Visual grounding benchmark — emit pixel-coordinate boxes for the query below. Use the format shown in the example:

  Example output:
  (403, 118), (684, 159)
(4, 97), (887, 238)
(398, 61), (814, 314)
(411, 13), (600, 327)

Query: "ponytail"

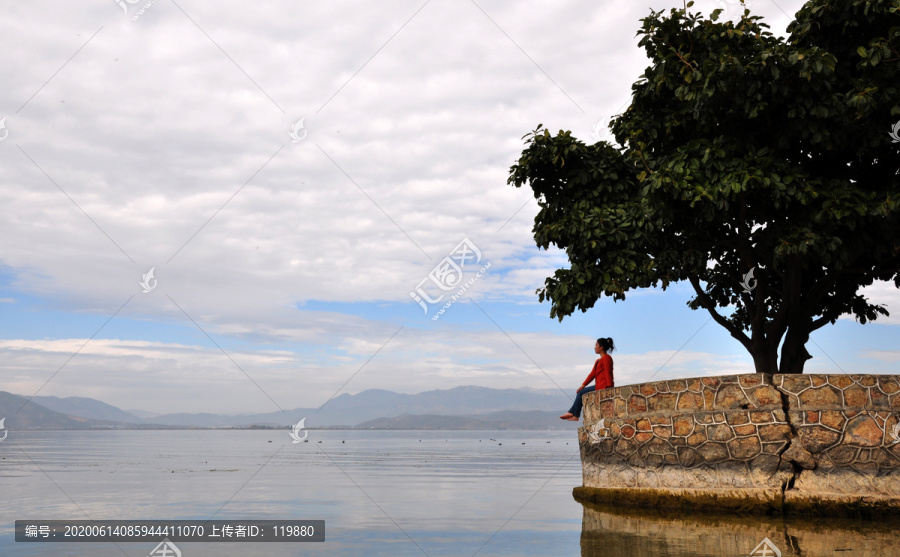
(596, 337), (615, 353)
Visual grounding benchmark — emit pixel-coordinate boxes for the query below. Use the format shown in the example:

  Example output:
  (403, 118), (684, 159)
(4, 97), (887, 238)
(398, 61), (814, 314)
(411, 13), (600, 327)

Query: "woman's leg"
(566, 386), (596, 418)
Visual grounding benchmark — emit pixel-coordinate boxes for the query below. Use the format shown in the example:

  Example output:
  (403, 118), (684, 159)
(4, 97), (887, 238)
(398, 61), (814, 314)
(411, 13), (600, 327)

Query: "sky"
(1, 0), (897, 417)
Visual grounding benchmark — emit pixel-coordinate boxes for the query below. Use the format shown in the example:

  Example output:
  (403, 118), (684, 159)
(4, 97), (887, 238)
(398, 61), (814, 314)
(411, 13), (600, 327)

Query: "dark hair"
(596, 337), (615, 353)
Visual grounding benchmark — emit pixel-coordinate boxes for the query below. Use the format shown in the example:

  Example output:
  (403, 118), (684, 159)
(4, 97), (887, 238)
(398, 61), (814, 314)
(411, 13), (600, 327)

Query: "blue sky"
(1, 0), (897, 415)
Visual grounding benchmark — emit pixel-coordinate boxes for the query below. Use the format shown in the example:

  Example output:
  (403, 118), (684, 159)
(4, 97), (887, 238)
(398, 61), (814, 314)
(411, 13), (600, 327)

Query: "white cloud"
(860, 350), (900, 363)
(0, 0), (823, 412)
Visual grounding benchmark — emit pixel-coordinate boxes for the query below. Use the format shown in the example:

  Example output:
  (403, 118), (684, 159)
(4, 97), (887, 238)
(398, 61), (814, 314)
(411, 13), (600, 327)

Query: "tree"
(508, 0), (900, 374)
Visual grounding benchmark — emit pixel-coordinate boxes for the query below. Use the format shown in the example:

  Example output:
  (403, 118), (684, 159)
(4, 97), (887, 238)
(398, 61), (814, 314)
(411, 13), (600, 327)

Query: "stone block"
(751, 385), (781, 407)
(843, 387), (868, 407)
(670, 380), (687, 392)
(637, 418), (652, 431)
(687, 431), (707, 447)
(673, 417), (694, 436)
(726, 412), (750, 425)
(739, 374), (764, 388)
(860, 376), (877, 387)
(806, 410), (819, 424)
(676, 392), (704, 412)
(652, 425), (672, 439)
(750, 411), (772, 423)
(798, 425), (841, 453)
(799, 386), (842, 408)
(599, 400), (615, 418)
(829, 375), (853, 389)
(715, 384), (748, 409)
(853, 461), (879, 476)
(701, 377), (721, 388)
(687, 379), (702, 392)
(698, 442), (729, 462)
(708, 424), (734, 442)
(734, 424), (757, 436)
(762, 441), (787, 454)
(639, 383), (657, 396)
(615, 438), (637, 456)
(703, 389), (716, 409)
(872, 389), (890, 410)
(648, 437), (675, 455)
(782, 444), (816, 470)
(648, 393), (677, 413)
(779, 374), (811, 394)
(728, 436), (762, 460)
(614, 397), (627, 416)
(677, 446), (703, 468)
(880, 379), (900, 394)
(844, 415), (883, 447)
(627, 396), (647, 414)
(758, 424), (791, 442)
(635, 432), (653, 443)
(819, 410), (845, 430)
(621, 425), (636, 439)
(811, 375), (827, 387)
(873, 448), (900, 470)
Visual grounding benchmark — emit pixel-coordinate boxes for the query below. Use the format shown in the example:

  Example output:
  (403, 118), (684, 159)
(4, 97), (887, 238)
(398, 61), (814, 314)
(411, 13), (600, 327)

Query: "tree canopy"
(508, 0), (900, 374)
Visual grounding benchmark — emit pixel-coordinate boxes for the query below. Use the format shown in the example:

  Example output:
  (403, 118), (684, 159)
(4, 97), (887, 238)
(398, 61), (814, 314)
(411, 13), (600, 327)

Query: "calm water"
(1, 430), (897, 557)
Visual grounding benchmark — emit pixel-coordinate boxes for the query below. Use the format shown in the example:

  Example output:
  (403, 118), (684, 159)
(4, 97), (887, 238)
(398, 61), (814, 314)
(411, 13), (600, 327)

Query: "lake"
(1, 430), (897, 556)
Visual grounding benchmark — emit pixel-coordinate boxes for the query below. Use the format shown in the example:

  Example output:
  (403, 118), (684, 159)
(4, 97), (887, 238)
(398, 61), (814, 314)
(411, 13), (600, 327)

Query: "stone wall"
(577, 373), (900, 515)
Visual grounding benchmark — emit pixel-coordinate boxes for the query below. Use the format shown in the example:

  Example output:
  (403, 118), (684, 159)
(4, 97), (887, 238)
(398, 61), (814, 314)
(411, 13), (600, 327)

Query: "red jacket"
(582, 354), (614, 391)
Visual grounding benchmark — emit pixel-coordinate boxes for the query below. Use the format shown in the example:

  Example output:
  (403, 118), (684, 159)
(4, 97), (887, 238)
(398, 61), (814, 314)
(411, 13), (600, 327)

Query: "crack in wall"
(770, 373), (804, 507)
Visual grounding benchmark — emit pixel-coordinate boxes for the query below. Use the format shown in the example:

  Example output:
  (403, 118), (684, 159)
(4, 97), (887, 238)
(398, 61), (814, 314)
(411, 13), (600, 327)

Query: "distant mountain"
(142, 385), (572, 428)
(0, 392), (108, 430)
(356, 410), (573, 430)
(3, 386), (574, 430)
(126, 409), (161, 419)
(32, 395), (145, 423)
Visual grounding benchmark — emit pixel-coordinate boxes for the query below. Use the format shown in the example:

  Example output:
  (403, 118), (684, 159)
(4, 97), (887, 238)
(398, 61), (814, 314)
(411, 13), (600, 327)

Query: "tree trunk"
(779, 325), (812, 374)
(750, 336), (779, 375)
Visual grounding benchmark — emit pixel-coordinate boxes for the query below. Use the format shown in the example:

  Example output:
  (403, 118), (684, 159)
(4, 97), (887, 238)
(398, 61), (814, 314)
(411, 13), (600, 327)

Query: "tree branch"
(688, 272), (752, 351)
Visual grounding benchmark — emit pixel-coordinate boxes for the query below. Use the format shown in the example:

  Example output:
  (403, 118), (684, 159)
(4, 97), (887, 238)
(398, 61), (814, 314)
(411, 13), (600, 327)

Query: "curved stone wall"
(577, 373), (900, 515)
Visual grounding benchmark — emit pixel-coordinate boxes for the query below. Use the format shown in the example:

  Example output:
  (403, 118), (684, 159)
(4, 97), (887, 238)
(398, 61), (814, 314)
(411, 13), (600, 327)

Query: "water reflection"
(579, 499), (898, 557)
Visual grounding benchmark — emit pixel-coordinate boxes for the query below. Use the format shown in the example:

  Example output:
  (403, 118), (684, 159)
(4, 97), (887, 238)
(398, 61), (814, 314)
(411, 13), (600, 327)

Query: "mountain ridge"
(2, 386), (573, 430)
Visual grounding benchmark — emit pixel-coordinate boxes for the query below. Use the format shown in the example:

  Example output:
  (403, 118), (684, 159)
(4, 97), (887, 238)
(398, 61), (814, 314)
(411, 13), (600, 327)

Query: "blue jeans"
(567, 385), (596, 418)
